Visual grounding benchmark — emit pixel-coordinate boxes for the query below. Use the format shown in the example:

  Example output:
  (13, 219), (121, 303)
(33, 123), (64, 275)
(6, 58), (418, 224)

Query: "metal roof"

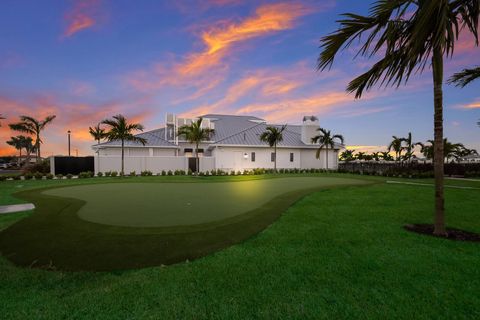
(95, 128), (178, 148)
(95, 114), (342, 149)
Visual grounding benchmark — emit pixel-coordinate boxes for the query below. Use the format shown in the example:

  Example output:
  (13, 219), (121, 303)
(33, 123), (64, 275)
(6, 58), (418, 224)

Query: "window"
(251, 152), (255, 162)
(271, 152), (275, 162)
(290, 153), (294, 162)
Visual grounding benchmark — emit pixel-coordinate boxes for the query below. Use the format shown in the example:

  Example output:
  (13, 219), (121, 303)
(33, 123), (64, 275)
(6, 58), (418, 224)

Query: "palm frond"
(447, 66), (480, 87)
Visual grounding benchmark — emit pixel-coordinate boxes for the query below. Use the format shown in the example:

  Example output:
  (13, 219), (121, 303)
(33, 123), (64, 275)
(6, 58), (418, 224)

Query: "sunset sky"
(1, 0), (479, 157)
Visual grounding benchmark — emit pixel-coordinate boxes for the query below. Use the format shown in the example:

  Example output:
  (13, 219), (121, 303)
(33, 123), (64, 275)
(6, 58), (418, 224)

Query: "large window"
(251, 152), (255, 162)
(271, 152), (275, 162)
(290, 153), (294, 162)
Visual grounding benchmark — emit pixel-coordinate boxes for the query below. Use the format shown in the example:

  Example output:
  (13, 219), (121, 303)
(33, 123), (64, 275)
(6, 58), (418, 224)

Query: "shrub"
(55, 174), (63, 179)
(23, 159), (50, 174)
(199, 171), (205, 176)
(105, 171), (112, 177)
(34, 172), (44, 180)
(66, 174), (73, 179)
(0, 176), (7, 181)
(79, 171), (93, 179)
(187, 169), (192, 175)
(167, 170), (173, 176)
(129, 171), (136, 176)
(236, 170), (242, 175)
(24, 173), (33, 180)
(210, 169), (217, 176)
(216, 169), (225, 176)
(46, 173), (54, 180)
(110, 171), (118, 177)
(97, 172), (103, 177)
(230, 170), (236, 176)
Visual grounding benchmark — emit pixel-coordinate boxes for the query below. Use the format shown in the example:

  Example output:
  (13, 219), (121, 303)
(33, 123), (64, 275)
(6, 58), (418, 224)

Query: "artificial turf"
(0, 175), (479, 319)
(0, 176), (368, 271)
(43, 177), (367, 227)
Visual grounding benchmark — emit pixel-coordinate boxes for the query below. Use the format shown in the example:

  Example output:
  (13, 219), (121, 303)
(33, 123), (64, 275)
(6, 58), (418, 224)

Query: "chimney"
(301, 116), (319, 145)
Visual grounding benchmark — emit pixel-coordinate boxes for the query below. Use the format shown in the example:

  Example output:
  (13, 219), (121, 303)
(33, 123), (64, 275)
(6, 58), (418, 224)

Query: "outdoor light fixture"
(243, 153), (249, 159)
(67, 130), (71, 156)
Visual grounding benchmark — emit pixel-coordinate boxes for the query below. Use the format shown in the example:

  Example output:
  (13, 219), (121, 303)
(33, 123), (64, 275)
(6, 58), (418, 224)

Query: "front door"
(188, 157), (197, 172)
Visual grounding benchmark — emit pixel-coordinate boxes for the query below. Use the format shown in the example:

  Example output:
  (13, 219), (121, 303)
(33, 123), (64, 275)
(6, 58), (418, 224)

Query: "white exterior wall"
(212, 147), (301, 171)
(98, 147), (176, 157)
(300, 149), (339, 170)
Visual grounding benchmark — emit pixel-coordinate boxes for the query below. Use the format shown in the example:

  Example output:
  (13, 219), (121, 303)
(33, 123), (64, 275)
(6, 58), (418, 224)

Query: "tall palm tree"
(177, 117), (215, 174)
(372, 152), (381, 161)
(401, 132), (422, 162)
(311, 128), (344, 170)
(388, 136), (403, 163)
(89, 124), (106, 144)
(448, 66), (480, 87)
(101, 114), (147, 175)
(317, 0), (479, 235)
(9, 115), (56, 162)
(259, 125), (286, 172)
(0, 114), (5, 127)
(356, 151), (366, 161)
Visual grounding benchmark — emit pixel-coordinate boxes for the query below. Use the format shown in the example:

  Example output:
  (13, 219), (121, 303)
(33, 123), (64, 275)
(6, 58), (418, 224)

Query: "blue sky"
(0, 0), (479, 156)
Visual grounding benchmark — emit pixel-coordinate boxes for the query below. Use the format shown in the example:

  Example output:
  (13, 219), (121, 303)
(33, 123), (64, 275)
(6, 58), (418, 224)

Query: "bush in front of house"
(110, 171), (118, 177)
(167, 170), (173, 176)
(129, 171), (136, 176)
(187, 169), (192, 175)
(66, 174), (73, 179)
(97, 172), (103, 177)
(79, 171), (94, 179)
(46, 173), (54, 180)
(34, 172), (44, 180)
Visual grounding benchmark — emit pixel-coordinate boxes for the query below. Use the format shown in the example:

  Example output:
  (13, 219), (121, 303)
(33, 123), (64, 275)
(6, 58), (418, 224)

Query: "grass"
(0, 175), (370, 271)
(0, 174), (479, 318)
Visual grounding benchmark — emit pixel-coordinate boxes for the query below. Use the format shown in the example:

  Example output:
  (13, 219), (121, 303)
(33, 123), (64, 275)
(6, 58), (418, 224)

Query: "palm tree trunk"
(325, 146), (329, 170)
(121, 139), (125, 175)
(196, 142), (199, 174)
(18, 148), (22, 166)
(274, 143), (277, 172)
(432, 47), (446, 236)
(36, 133), (41, 163)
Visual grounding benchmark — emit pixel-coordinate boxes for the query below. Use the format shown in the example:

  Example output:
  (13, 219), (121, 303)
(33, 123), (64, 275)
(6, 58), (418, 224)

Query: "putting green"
(43, 177), (366, 227)
(0, 176), (371, 271)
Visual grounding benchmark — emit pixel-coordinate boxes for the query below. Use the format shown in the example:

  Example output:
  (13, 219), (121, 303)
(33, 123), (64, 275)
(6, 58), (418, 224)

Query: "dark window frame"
(290, 152), (294, 162)
(271, 152), (275, 162)
(251, 152), (255, 162)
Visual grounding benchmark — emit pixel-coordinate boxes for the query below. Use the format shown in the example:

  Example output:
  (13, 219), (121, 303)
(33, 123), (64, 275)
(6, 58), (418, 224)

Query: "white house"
(93, 114), (343, 174)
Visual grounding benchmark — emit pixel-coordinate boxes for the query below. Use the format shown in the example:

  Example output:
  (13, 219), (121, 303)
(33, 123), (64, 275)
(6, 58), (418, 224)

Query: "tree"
(177, 117), (215, 174)
(356, 151), (366, 161)
(317, 0), (479, 235)
(311, 128), (344, 170)
(6, 136), (35, 166)
(380, 151), (394, 162)
(401, 132), (422, 162)
(0, 114), (5, 127)
(260, 125), (286, 172)
(448, 66), (480, 87)
(340, 149), (355, 162)
(6, 137), (22, 166)
(102, 114), (147, 175)
(388, 136), (403, 163)
(89, 124), (106, 144)
(371, 152), (381, 161)
(9, 115), (56, 162)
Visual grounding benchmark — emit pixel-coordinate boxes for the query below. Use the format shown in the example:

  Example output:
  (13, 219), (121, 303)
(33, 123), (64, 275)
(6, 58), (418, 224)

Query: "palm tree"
(318, 0), (480, 235)
(0, 114), (5, 127)
(388, 136), (403, 163)
(317, 0), (479, 235)
(372, 152), (381, 161)
(340, 149), (355, 162)
(6, 137), (23, 166)
(6, 136), (35, 166)
(259, 125), (286, 172)
(356, 151), (366, 161)
(401, 132), (422, 162)
(311, 128), (344, 170)
(89, 124), (106, 144)
(380, 151), (394, 162)
(448, 66), (480, 87)
(101, 114), (147, 175)
(9, 115), (56, 162)
(177, 117), (215, 174)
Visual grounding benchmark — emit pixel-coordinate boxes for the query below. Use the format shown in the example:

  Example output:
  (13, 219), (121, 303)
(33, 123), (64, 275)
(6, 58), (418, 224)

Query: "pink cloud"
(62, 0), (101, 38)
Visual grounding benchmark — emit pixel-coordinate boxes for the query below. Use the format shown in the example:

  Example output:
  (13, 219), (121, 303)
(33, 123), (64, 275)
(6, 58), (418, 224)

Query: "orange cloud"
(127, 2), (311, 96)
(63, 0), (100, 38)
(460, 101), (480, 109)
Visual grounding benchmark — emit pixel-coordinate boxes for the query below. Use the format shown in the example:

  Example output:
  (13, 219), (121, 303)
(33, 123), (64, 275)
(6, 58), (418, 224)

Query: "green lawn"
(0, 174), (479, 318)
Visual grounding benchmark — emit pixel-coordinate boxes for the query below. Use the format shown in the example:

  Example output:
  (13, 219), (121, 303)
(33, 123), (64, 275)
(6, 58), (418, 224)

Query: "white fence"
(95, 156), (215, 174)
